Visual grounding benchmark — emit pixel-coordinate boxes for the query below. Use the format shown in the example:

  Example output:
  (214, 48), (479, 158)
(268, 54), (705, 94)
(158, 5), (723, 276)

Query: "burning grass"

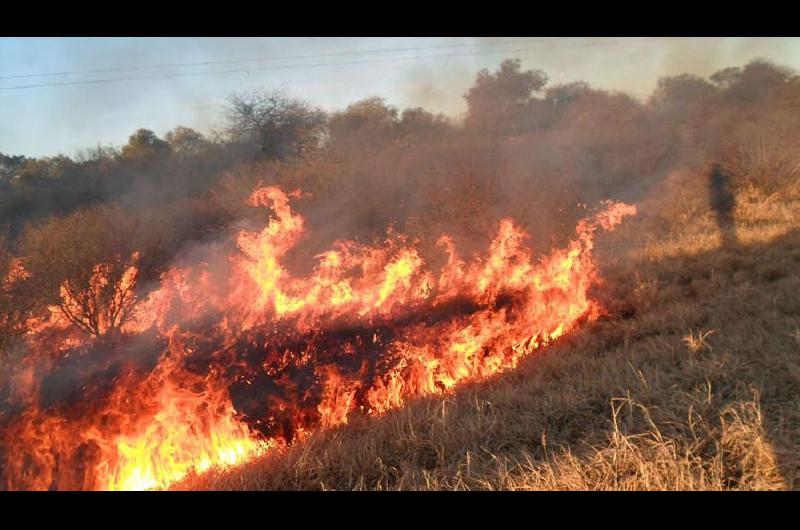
(3, 171), (798, 491)
(178, 185), (800, 491)
(0, 185), (635, 490)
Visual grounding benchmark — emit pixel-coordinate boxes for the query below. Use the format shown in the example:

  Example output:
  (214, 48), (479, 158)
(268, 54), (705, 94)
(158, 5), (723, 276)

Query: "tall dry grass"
(178, 173), (800, 491)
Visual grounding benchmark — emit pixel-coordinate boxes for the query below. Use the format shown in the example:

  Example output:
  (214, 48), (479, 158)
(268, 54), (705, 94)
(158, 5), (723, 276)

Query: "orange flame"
(0, 186), (635, 490)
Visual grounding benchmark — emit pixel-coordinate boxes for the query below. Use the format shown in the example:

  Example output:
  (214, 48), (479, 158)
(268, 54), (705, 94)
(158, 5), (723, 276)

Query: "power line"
(0, 38), (555, 81)
(0, 37), (697, 92)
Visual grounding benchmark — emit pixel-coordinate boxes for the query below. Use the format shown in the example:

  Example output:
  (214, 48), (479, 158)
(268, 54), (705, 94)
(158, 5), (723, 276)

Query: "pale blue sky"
(1, 37), (799, 157)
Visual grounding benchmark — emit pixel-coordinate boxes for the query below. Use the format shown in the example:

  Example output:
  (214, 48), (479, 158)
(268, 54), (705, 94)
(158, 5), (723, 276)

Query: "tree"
(19, 206), (157, 337)
(464, 59), (549, 135)
(121, 129), (171, 161)
(226, 90), (327, 159)
(0, 237), (33, 370)
(711, 59), (796, 102)
(74, 144), (119, 164)
(650, 74), (718, 108)
(165, 126), (208, 156)
(328, 97), (401, 149)
(545, 82), (593, 105)
(396, 107), (454, 142)
(0, 153), (28, 182)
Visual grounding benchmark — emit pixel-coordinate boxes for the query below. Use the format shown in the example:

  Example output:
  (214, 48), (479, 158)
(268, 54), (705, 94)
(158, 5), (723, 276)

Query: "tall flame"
(0, 186), (635, 490)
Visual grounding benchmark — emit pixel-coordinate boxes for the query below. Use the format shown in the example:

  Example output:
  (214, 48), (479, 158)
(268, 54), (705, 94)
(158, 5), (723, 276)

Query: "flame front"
(0, 186), (635, 490)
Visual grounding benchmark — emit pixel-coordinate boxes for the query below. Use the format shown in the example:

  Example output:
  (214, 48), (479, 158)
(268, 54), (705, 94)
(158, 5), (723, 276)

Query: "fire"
(0, 185), (635, 490)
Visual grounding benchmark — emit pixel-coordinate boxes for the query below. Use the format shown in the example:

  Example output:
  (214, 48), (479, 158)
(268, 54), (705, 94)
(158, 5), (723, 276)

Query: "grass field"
(178, 175), (800, 490)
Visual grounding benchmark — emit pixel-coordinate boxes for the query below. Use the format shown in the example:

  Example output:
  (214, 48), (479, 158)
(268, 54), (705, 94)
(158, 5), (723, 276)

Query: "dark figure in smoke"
(709, 163), (737, 247)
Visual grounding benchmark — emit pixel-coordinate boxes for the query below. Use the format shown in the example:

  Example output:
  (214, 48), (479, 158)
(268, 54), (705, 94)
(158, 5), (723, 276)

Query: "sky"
(1, 37), (799, 158)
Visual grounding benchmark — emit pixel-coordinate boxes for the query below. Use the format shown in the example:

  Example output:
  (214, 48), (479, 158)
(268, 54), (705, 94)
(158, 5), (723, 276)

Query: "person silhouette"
(708, 163), (738, 247)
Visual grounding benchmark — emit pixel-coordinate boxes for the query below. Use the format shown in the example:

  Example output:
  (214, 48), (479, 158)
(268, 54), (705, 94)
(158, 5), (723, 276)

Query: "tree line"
(1, 57), (800, 369)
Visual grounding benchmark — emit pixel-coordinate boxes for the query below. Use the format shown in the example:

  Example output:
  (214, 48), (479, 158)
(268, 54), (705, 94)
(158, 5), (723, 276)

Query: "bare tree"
(56, 255), (140, 336)
(19, 206), (148, 337)
(227, 90), (327, 159)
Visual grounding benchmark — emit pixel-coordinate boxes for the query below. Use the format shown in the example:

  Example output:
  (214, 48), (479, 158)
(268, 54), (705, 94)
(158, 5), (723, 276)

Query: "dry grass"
(178, 178), (800, 491)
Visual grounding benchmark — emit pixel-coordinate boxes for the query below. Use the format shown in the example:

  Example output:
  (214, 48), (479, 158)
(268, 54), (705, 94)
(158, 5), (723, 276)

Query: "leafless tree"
(227, 90), (327, 159)
(19, 206), (147, 337)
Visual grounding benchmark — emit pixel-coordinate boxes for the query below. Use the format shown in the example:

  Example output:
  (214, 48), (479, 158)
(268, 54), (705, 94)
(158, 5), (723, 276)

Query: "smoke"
(391, 37), (800, 104)
(5, 43), (800, 489)
(397, 62), (473, 118)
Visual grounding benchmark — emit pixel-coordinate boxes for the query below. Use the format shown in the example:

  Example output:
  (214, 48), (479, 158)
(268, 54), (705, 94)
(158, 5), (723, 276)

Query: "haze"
(1, 36), (799, 157)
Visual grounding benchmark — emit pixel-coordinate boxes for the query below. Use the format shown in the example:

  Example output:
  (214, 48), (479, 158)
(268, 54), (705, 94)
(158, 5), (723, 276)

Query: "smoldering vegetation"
(2, 53), (800, 491)
(2, 56), (800, 387)
(182, 163), (800, 491)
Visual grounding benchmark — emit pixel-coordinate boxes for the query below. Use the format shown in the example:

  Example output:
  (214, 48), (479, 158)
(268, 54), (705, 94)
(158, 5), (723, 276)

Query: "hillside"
(179, 179), (800, 490)
(3, 56), (800, 491)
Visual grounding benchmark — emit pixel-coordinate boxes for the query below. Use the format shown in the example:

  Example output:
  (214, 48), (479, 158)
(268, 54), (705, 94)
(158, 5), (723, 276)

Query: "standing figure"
(709, 163), (737, 247)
